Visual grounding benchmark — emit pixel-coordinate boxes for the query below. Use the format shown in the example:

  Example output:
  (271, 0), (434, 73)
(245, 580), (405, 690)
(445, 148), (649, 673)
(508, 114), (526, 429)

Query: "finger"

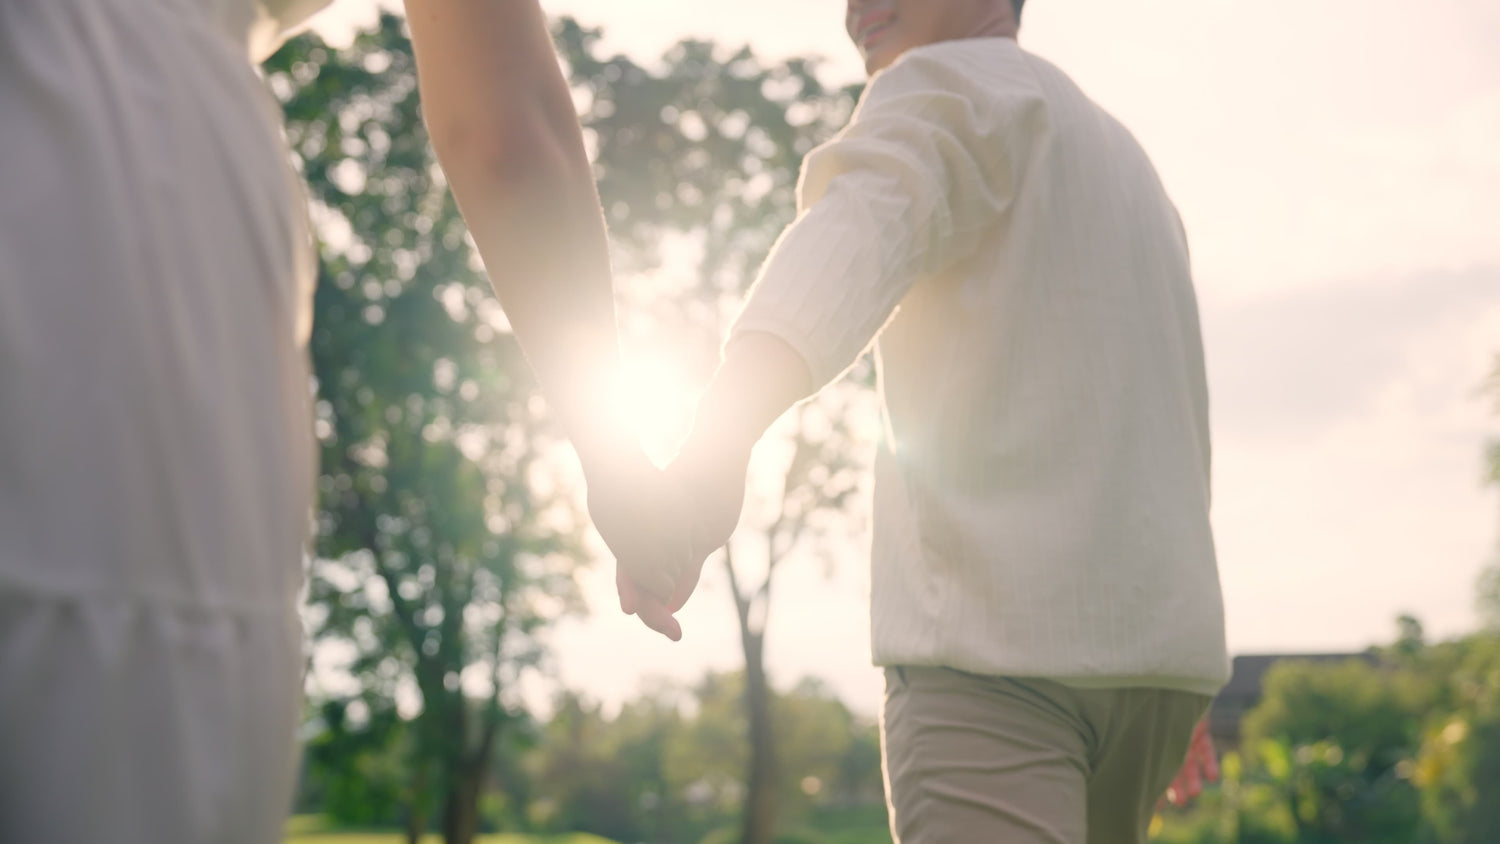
(1199, 728), (1220, 775)
(633, 567), (678, 604)
(620, 570), (683, 640)
(634, 598), (682, 642)
(658, 466), (701, 602)
(668, 554), (706, 614)
(616, 566), (640, 615)
(618, 561), (676, 607)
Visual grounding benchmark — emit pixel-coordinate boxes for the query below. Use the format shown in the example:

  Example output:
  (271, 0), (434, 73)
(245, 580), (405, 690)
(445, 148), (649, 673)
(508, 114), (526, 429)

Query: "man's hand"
(657, 422), (756, 605)
(603, 330), (813, 640)
(1164, 717), (1219, 808)
(582, 442), (693, 641)
(602, 418), (755, 641)
(615, 565), (684, 642)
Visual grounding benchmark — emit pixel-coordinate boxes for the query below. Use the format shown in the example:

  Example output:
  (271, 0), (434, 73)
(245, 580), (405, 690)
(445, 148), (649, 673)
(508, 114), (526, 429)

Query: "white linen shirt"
(731, 38), (1230, 696)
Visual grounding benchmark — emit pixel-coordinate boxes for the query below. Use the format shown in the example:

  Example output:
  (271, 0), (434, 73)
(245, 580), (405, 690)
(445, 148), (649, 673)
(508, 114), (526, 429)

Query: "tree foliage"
(1158, 356), (1500, 842)
(266, 16), (588, 842)
(275, 14), (883, 842)
(519, 673), (888, 844)
(1157, 627), (1500, 844)
(552, 19), (873, 844)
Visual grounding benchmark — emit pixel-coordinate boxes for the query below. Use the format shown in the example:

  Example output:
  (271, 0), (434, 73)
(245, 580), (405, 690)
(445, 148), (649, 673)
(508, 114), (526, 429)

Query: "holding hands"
(583, 333), (814, 640)
(579, 439), (695, 640)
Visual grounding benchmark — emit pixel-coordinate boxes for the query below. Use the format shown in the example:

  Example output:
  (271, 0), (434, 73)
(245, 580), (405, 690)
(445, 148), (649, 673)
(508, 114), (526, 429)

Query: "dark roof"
(1207, 652), (1376, 747)
(1218, 652), (1374, 700)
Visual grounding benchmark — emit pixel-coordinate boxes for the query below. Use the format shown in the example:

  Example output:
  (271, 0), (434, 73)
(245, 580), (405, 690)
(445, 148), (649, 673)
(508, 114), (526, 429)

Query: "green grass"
(284, 810), (893, 844)
(284, 816), (619, 844)
(796, 804), (893, 844)
(286, 837), (614, 844)
(285, 836), (615, 844)
(285, 832), (617, 844)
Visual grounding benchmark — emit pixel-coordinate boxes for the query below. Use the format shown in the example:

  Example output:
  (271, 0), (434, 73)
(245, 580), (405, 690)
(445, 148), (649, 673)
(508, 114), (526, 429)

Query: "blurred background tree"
(1154, 354), (1500, 844)
(1238, 657), (1425, 843)
(268, 12), (891, 844)
(266, 16), (588, 844)
(516, 673), (886, 844)
(265, 8), (1500, 844)
(1154, 633), (1500, 844)
(552, 20), (874, 844)
(1414, 356), (1500, 844)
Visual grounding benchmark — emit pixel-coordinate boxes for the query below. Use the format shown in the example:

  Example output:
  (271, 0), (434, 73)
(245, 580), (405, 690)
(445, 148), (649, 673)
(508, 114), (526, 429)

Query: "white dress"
(0, 0), (327, 840)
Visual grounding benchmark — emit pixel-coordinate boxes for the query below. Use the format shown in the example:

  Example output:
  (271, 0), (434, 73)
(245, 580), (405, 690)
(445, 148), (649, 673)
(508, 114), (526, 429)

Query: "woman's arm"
(403, 0), (683, 633)
(403, 0), (621, 465)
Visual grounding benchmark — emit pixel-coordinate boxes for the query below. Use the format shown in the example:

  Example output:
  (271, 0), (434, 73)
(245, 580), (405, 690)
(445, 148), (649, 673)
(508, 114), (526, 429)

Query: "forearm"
(688, 332), (814, 455)
(405, 0), (624, 462)
(665, 331), (812, 564)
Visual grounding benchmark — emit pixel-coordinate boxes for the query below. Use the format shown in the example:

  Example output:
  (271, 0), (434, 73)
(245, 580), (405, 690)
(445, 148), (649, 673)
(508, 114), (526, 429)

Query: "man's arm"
(403, 0), (682, 630)
(659, 53), (1022, 579)
(651, 332), (812, 611)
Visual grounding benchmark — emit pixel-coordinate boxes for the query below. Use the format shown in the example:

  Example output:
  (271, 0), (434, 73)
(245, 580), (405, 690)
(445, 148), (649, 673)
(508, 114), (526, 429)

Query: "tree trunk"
(404, 758), (430, 844)
(740, 629), (778, 844)
(443, 704), (501, 844)
(441, 765), (483, 844)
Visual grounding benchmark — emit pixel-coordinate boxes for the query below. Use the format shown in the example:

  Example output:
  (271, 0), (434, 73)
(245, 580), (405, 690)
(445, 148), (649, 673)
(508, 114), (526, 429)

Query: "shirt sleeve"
(729, 42), (1044, 389)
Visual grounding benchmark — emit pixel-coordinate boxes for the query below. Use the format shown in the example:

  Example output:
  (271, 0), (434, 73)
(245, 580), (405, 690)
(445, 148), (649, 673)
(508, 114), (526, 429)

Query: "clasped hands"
(582, 415), (756, 641)
(582, 333), (812, 639)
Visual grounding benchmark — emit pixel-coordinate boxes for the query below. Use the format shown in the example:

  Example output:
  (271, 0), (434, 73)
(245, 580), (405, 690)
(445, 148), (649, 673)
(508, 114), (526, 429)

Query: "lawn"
(286, 836), (614, 844)
(284, 816), (619, 844)
(284, 810), (893, 844)
(285, 836), (615, 844)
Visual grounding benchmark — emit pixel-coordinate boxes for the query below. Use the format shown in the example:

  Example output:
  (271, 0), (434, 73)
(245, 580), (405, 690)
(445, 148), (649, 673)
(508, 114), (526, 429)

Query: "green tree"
(301, 698), (417, 830)
(1411, 636), (1500, 844)
(1239, 658), (1425, 843)
(266, 18), (587, 843)
(521, 687), (698, 843)
(552, 21), (868, 844)
(773, 678), (874, 823)
(661, 672), (887, 844)
(516, 672), (885, 844)
(1157, 620), (1500, 842)
(1414, 363), (1500, 843)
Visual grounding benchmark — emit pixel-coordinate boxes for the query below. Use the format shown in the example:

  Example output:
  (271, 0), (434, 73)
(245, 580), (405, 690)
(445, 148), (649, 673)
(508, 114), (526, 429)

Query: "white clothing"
(0, 0), (324, 839)
(732, 39), (1230, 696)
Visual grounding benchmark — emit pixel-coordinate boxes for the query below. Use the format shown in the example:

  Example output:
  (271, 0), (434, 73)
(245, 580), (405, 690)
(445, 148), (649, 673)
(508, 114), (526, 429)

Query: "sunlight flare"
(619, 352), (697, 466)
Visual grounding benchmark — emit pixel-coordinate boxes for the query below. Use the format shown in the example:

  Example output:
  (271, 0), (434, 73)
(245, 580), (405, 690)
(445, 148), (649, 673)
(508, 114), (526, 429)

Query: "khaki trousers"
(880, 666), (1211, 844)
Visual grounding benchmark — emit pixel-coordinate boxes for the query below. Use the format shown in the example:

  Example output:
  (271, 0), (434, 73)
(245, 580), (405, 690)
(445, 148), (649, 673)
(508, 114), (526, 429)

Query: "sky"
(306, 0), (1500, 716)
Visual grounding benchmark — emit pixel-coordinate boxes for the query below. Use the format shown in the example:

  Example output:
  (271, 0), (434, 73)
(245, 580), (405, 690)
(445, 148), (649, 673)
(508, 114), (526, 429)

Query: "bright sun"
(618, 354), (697, 466)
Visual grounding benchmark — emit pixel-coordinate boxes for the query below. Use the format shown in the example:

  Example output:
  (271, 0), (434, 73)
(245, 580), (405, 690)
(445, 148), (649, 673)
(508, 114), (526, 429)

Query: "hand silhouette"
(651, 420), (756, 618)
(605, 330), (811, 639)
(582, 440), (693, 640)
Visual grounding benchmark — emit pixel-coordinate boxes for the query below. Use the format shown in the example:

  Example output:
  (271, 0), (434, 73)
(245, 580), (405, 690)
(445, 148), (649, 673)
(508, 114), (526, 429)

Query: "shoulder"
(862, 38), (1044, 107)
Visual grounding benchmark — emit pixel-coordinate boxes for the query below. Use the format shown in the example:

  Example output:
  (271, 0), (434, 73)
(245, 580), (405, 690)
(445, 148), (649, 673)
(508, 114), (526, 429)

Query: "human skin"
(845, 0), (1018, 76)
(403, 0), (686, 638)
